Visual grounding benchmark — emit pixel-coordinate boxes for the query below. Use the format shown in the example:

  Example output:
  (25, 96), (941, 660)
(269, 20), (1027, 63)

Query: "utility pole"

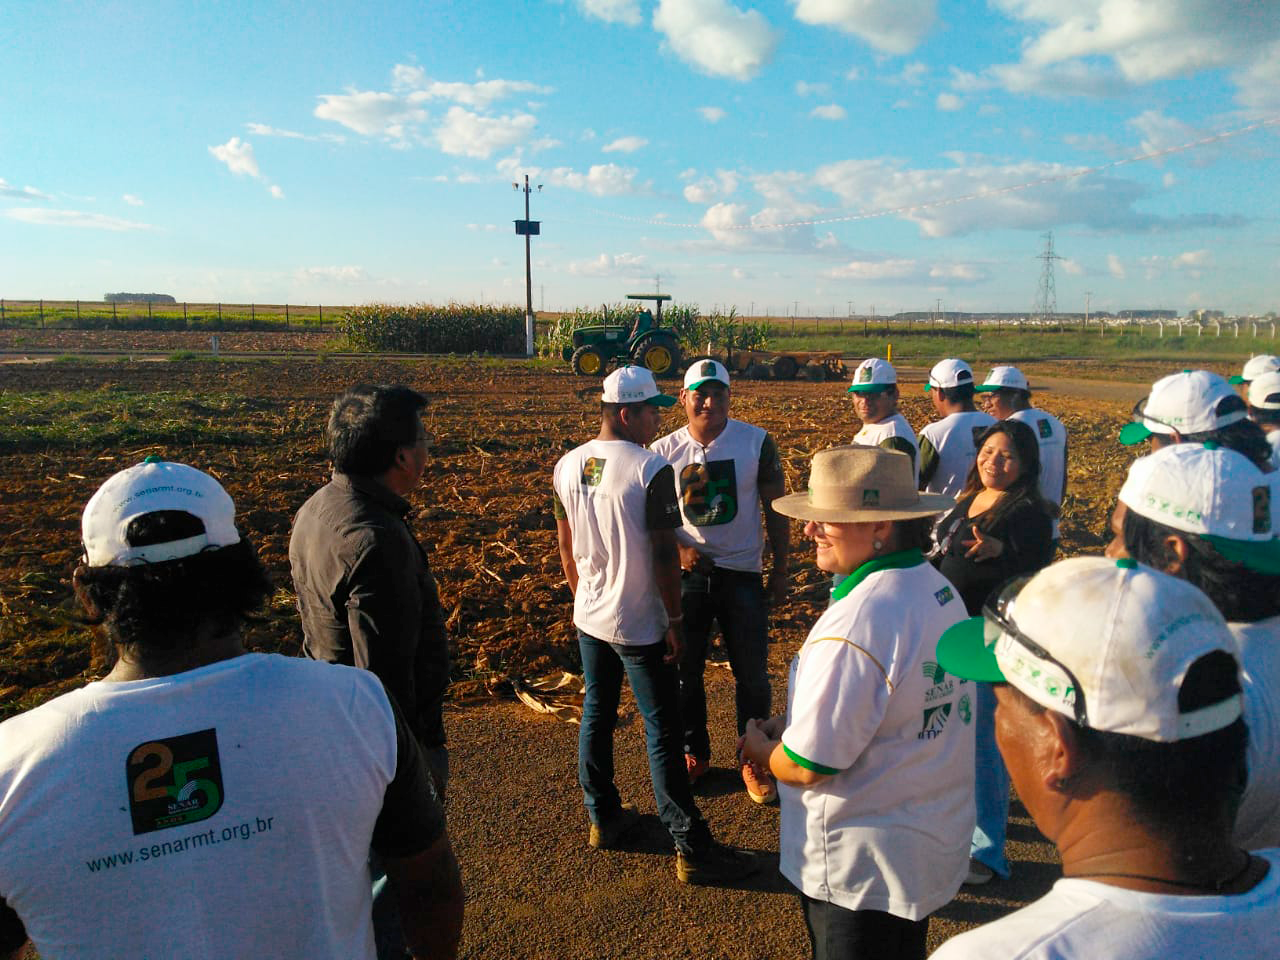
(513, 175), (542, 356)
(1085, 290), (1092, 332)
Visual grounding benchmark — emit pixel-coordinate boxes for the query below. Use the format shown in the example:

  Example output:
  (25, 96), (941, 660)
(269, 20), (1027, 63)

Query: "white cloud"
(936, 92), (962, 111)
(795, 80), (831, 96)
(844, 65), (862, 81)
(122, 194), (143, 206)
(653, 0), (779, 81)
(406, 79), (552, 110)
(811, 104), (847, 120)
(828, 258), (919, 280)
(1060, 257), (1084, 275)
(208, 137), (261, 178)
(270, 185), (284, 199)
(791, 0), (937, 55)
(295, 265), (370, 283)
(683, 170), (741, 204)
(576, 0), (643, 26)
(567, 252), (651, 276)
(466, 223), (499, 232)
(1127, 110), (1216, 167)
(435, 107), (538, 158)
(895, 62), (929, 86)
(1108, 253), (1127, 279)
(1163, 172), (1178, 188)
(519, 162), (644, 196)
(1173, 249), (1212, 272)
(6, 207), (153, 231)
(0, 179), (52, 201)
(602, 136), (649, 153)
(314, 91), (426, 140)
(245, 122), (345, 143)
(698, 106), (727, 123)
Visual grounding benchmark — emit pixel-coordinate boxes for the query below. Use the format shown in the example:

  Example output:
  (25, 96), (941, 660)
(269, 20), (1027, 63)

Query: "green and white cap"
(847, 357), (897, 393)
(1230, 354), (1280, 385)
(923, 358), (974, 392)
(1119, 442), (1280, 573)
(937, 557), (1242, 743)
(1118, 369), (1248, 445)
(684, 358), (730, 391)
(1247, 371), (1280, 411)
(601, 365), (676, 406)
(975, 365), (1029, 393)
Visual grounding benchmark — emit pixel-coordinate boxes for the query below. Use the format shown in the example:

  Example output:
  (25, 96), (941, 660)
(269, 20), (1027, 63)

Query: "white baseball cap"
(1247, 371), (1280, 411)
(684, 358), (730, 391)
(924, 358), (974, 392)
(847, 358), (897, 394)
(975, 365), (1030, 393)
(1119, 369), (1248, 445)
(937, 557), (1243, 743)
(82, 458), (241, 567)
(1119, 442), (1280, 573)
(601, 365), (676, 406)
(1230, 355), (1280, 385)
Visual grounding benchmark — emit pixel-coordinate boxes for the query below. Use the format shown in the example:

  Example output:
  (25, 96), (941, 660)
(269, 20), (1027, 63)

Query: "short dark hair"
(1179, 417), (1273, 472)
(937, 383), (976, 406)
(75, 511), (273, 652)
(1250, 406), (1280, 429)
(328, 384), (428, 476)
(1005, 651), (1247, 835)
(1121, 508), (1280, 622)
(991, 387), (1031, 409)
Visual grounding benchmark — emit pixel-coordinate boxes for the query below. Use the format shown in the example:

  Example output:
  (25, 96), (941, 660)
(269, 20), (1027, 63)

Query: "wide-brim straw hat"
(772, 444), (955, 523)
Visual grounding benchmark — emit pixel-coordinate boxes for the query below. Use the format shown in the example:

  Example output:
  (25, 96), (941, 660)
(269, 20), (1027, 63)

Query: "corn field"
(537, 303), (772, 359)
(341, 303), (525, 354)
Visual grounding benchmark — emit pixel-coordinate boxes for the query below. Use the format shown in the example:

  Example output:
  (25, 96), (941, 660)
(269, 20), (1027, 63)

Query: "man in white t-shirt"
(976, 365), (1067, 541)
(0, 459), (463, 960)
(1105, 442), (1280, 851)
(552, 366), (758, 885)
(917, 358), (996, 498)
(650, 359), (789, 805)
(848, 358), (919, 485)
(1247, 371), (1280, 468)
(934, 556), (1280, 959)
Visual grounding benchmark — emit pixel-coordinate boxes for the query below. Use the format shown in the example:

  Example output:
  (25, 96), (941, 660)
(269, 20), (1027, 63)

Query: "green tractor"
(562, 293), (684, 377)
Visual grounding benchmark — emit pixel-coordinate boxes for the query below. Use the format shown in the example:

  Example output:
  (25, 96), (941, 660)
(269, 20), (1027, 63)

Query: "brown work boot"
(588, 802), (641, 850)
(676, 841), (761, 885)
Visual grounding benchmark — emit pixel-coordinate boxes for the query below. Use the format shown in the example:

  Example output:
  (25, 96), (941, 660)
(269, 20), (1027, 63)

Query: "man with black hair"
(290, 384), (450, 792)
(932, 556), (1280, 958)
(553, 366), (758, 885)
(1105, 442), (1280, 850)
(917, 359), (995, 498)
(0, 459), (463, 960)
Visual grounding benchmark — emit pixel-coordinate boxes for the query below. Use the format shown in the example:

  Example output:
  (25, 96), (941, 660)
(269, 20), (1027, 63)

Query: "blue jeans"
(578, 632), (712, 855)
(971, 681), (1011, 877)
(679, 568), (771, 761)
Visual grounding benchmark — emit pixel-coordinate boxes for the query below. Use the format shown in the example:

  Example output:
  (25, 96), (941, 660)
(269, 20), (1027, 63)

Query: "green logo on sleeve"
(127, 729), (224, 835)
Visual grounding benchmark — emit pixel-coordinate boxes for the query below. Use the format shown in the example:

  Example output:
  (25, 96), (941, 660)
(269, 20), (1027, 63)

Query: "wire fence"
(0, 299), (340, 331)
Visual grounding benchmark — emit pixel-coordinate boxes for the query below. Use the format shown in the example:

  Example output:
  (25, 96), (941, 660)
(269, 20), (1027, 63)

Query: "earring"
(1055, 776), (1072, 791)
(873, 539), (883, 552)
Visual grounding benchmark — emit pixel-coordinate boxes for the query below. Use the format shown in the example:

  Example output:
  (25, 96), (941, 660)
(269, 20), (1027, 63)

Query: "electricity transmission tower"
(1033, 231), (1062, 330)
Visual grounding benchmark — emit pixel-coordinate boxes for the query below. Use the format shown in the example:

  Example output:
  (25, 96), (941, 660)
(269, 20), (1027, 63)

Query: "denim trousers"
(970, 681), (1011, 877)
(679, 568), (771, 761)
(578, 631), (712, 855)
(800, 894), (929, 960)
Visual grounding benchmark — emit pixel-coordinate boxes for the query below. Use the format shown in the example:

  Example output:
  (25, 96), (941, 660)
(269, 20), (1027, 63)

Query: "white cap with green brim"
(82, 457), (241, 567)
(936, 557), (1243, 742)
(923, 358), (973, 392)
(847, 358), (897, 394)
(975, 365), (1029, 393)
(1118, 369), (1248, 445)
(601, 365), (676, 406)
(1248, 371), (1280, 411)
(684, 358), (730, 391)
(1230, 355), (1280, 385)
(1118, 442), (1280, 574)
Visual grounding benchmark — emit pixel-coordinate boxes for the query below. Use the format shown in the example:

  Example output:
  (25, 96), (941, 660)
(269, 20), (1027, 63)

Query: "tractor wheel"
(633, 336), (682, 377)
(772, 356), (799, 380)
(802, 362), (827, 382)
(747, 362), (772, 380)
(571, 345), (607, 376)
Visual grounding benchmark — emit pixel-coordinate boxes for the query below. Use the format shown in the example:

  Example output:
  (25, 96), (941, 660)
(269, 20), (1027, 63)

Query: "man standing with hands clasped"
(651, 359), (790, 805)
(554, 366), (758, 885)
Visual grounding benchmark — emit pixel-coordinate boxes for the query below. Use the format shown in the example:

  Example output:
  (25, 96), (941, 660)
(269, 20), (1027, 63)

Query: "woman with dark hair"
(930, 418), (1056, 886)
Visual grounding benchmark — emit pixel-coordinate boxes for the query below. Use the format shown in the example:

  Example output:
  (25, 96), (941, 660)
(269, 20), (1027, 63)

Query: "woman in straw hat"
(740, 444), (974, 960)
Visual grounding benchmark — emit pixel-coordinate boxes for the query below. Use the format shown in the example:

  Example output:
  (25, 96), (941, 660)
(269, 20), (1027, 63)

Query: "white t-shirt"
(854, 412), (920, 486)
(1266, 428), (1280, 470)
(779, 556), (974, 919)
(1231, 617), (1280, 850)
(650, 418), (772, 573)
(0, 654), (435, 960)
(553, 438), (679, 645)
(930, 849), (1280, 959)
(918, 411), (997, 498)
(1009, 406), (1067, 539)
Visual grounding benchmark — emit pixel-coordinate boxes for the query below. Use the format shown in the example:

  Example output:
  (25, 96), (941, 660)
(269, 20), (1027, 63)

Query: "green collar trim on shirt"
(830, 548), (925, 604)
(782, 744), (840, 776)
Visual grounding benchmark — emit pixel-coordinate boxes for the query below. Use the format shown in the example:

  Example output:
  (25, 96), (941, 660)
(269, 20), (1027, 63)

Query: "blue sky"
(3, 0), (1278, 316)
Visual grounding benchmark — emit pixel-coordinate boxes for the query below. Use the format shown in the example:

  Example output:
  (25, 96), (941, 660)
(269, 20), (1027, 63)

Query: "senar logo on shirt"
(1037, 417), (1053, 439)
(933, 586), (954, 606)
(678, 461), (738, 525)
(582, 458), (606, 487)
(127, 729), (224, 835)
(1254, 485), (1271, 535)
